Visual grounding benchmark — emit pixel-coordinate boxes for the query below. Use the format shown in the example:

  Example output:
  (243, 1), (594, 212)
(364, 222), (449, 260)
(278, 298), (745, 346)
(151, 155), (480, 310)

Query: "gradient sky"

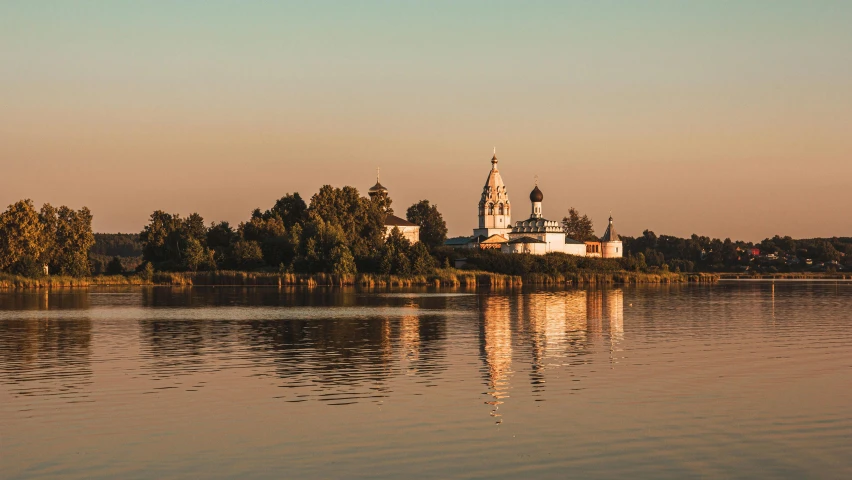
(2, 1), (850, 241)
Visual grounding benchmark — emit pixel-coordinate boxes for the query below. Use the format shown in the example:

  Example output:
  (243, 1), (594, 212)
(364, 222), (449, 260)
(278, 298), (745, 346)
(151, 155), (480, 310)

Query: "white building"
(463, 151), (623, 257)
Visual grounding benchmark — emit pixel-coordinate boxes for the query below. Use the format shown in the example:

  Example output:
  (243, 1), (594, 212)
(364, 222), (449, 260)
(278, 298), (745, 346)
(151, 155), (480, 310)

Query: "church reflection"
(0, 287), (624, 416)
(478, 295), (513, 422)
(478, 288), (625, 421)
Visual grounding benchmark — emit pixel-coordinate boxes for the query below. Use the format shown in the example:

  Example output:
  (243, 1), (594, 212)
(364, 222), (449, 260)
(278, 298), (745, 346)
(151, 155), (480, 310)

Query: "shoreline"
(0, 269), (719, 290)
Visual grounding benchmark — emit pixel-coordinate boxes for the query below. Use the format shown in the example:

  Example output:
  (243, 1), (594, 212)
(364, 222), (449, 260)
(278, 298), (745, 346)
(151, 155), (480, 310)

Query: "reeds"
(0, 268), (718, 289)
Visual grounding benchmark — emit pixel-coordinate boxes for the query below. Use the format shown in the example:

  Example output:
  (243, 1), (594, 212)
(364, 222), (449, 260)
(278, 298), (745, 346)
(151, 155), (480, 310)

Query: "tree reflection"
(0, 292), (92, 400)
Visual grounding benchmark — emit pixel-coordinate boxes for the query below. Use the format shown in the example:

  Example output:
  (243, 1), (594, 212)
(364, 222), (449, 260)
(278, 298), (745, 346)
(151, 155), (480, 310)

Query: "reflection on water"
(2, 284), (851, 479)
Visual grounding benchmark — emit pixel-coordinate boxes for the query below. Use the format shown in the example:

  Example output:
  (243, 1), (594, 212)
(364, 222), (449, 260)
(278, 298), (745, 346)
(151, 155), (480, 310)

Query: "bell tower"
(473, 148), (513, 239)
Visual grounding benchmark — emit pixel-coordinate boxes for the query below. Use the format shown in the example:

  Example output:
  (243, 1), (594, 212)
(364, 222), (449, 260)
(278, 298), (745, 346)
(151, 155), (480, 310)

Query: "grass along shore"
(1, 269), (718, 289)
(719, 272), (852, 280)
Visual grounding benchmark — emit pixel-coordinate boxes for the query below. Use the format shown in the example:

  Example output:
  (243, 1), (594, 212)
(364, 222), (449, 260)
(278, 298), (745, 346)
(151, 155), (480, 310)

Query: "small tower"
(600, 215), (623, 258)
(529, 182), (543, 219)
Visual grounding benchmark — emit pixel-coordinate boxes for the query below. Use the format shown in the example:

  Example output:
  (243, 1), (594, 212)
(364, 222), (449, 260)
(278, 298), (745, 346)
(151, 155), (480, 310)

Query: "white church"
(455, 150), (622, 258)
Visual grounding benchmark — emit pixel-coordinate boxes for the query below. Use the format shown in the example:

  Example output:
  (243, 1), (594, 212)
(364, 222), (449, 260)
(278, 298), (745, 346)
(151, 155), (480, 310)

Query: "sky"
(1, 1), (850, 241)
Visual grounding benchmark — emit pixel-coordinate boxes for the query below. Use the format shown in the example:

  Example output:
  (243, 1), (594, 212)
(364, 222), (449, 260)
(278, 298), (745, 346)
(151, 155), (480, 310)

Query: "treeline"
(0, 200), (94, 277)
(136, 186), (448, 276)
(459, 249), (625, 276)
(90, 233), (144, 275)
(92, 233), (142, 257)
(621, 231), (852, 273)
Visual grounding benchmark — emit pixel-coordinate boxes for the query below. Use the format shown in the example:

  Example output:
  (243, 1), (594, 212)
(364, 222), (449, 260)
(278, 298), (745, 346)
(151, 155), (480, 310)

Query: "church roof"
(600, 216), (619, 242)
(480, 151), (510, 207)
(445, 236), (474, 246)
(368, 181), (388, 194)
(384, 214), (418, 227)
(480, 234), (509, 244)
(507, 236), (546, 245)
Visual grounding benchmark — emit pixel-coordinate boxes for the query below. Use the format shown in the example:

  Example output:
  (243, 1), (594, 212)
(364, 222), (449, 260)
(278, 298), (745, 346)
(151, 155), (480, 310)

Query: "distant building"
(446, 150), (625, 257)
(500, 181), (622, 258)
(368, 171), (420, 243)
(599, 216), (623, 258)
(383, 214), (420, 243)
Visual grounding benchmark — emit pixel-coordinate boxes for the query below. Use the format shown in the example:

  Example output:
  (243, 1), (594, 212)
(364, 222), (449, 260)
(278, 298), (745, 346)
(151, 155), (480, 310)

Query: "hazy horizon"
(2, 1), (850, 242)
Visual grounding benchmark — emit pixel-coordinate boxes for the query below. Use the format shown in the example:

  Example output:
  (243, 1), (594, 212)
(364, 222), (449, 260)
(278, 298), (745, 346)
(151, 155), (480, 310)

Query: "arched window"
(498, 204), (504, 215)
(488, 203), (494, 215)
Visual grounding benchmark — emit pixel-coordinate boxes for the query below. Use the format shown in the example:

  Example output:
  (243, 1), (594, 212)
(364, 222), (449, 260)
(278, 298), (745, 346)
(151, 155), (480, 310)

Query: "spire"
(491, 147), (498, 168)
(601, 213), (619, 242)
(368, 167), (388, 198)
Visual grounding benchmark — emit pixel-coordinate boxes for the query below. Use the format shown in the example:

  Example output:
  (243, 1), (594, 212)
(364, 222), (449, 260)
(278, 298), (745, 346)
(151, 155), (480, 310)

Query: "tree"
(0, 200), (46, 273)
(271, 193), (308, 229)
(410, 242), (436, 274)
(378, 227), (414, 275)
(308, 185), (385, 259)
(106, 256), (124, 275)
(52, 205), (95, 276)
(139, 211), (184, 266)
(562, 208), (596, 242)
(183, 213), (207, 242)
(298, 213), (357, 273)
(406, 200), (448, 250)
(206, 221), (238, 268)
(184, 237), (214, 272)
(232, 240), (265, 270)
(139, 211), (212, 271)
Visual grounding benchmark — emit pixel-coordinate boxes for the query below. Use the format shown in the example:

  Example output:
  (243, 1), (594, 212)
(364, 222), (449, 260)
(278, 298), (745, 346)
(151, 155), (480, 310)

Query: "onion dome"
(529, 185), (543, 203)
(368, 181), (388, 196)
(368, 167), (388, 198)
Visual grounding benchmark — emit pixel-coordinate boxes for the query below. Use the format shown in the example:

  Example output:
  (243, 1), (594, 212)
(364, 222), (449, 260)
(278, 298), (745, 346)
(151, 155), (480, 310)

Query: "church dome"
(368, 181), (388, 194)
(529, 185), (543, 203)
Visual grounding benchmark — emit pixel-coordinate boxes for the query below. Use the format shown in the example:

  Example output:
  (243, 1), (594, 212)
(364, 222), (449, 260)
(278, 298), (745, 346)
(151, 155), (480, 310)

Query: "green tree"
(271, 193), (308, 229)
(410, 242), (436, 274)
(0, 200), (47, 274)
(298, 214), (356, 273)
(184, 237), (214, 272)
(308, 185), (385, 259)
(329, 245), (357, 275)
(406, 200), (448, 250)
(53, 206), (95, 276)
(206, 221), (238, 268)
(106, 256), (124, 275)
(183, 213), (207, 242)
(562, 208), (596, 242)
(378, 227), (413, 275)
(232, 240), (265, 270)
(139, 211), (184, 267)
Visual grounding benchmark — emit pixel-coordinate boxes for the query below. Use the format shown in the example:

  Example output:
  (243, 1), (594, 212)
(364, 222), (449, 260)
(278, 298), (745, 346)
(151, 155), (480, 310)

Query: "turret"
(529, 185), (543, 218)
(600, 215), (623, 258)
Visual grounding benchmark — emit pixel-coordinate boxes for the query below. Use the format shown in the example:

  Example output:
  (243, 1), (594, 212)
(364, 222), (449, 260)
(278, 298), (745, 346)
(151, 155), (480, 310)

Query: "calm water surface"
(1, 284), (851, 479)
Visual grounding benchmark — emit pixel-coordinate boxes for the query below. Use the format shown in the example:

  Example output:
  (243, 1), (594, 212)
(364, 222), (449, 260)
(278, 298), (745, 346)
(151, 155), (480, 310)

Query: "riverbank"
(1, 269), (718, 289)
(719, 273), (852, 280)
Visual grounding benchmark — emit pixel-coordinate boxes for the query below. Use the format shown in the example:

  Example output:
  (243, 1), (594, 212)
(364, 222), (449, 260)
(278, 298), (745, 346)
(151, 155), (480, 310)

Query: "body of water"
(2, 283), (851, 478)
